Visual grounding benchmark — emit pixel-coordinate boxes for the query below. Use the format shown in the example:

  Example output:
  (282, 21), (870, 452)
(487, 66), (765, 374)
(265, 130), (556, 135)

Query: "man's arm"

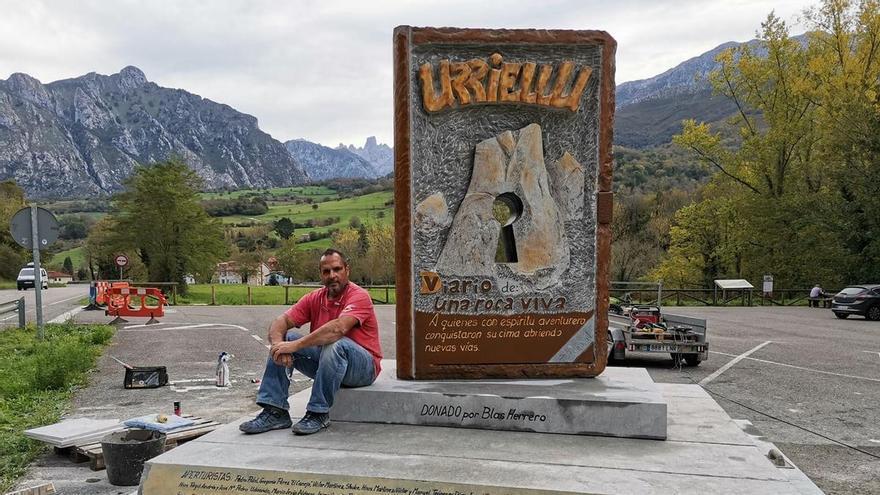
(268, 314), (296, 345)
(267, 314), (297, 367)
(270, 316), (359, 361)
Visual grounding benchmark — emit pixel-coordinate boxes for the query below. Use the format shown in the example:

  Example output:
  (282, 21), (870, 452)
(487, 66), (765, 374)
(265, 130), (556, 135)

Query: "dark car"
(831, 284), (880, 320)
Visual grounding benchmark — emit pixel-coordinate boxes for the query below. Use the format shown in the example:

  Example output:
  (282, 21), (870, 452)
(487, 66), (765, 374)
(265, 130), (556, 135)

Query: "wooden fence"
(610, 288), (825, 307)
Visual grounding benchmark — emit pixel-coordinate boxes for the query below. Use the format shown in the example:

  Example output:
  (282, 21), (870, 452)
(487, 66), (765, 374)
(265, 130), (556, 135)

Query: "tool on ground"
(109, 355), (133, 369)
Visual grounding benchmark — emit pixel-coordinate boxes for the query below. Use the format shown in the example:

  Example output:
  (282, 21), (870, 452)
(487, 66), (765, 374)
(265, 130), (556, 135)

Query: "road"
(9, 296), (880, 494)
(0, 285), (87, 327)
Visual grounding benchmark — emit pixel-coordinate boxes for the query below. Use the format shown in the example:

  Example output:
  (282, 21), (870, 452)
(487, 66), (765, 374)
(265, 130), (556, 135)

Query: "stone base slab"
(139, 366), (824, 495)
(332, 362), (666, 439)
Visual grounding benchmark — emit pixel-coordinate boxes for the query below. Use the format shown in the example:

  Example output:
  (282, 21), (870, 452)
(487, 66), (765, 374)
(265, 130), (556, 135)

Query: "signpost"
(9, 206), (60, 337)
(115, 253), (129, 280)
(763, 274), (773, 297)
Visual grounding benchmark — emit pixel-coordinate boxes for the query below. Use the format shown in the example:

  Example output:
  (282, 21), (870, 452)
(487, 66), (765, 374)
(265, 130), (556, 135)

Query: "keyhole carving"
(493, 193), (523, 263)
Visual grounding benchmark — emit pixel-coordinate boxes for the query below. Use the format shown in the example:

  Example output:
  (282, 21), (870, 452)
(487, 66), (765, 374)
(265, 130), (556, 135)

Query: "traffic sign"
(115, 254), (130, 267)
(9, 207), (58, 250)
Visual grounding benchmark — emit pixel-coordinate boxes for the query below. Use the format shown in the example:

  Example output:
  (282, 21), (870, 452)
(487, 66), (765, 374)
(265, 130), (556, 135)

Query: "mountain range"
(0, 66), (309, 198)
(1, 38), (767, 198)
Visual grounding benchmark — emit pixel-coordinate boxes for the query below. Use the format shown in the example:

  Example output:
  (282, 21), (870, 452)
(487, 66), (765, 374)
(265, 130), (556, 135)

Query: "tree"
(273, 217), (295, 240)
(331, 228), (363, 278)
(803, 0), (880, 282)
(274, 238), (306, 283)
(665, 4), (877, 287)
(109, 159), (226, 291)
(361, 223), (395, 284)
(0, 181), (27, 280)
(58, 215), (92, 240)
(0, 244), (24, 281)
(232, 250), (261, 284)
(62, 256), (74, 275)
(84, 217), (131, 280)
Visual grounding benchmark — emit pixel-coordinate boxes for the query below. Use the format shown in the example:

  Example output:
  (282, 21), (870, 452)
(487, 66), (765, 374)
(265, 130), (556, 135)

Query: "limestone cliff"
(0, 66), (308, 198)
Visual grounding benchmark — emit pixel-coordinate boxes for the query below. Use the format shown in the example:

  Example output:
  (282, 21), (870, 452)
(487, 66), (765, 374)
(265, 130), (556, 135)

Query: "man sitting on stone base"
(240, 248), (382, 435)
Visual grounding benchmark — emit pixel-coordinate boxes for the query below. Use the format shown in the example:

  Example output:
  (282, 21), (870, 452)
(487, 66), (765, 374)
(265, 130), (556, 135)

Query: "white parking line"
(711, 351), (880, 383)
(252, 335), (264, 342)
(122, 323), (251, 332)
(49, 294), (84, 306)
(700, 341), (773, 386)
(862, 351), (880, 359)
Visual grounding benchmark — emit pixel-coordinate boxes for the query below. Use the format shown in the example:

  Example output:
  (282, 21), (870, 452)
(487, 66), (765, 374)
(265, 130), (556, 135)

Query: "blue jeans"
(256, 330), (376, 414)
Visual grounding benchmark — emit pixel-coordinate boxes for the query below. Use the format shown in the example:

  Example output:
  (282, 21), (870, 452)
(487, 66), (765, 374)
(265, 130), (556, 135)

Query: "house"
(215, 261), (271, 286)
(46, 271), (72, 284)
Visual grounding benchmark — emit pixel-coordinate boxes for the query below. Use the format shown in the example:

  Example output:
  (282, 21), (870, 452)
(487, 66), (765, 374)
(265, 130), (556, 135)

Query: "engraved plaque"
(394, 27), (615, 379)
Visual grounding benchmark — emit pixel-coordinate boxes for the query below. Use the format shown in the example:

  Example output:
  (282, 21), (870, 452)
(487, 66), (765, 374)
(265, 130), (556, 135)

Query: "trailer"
(607, 306), (708, 366)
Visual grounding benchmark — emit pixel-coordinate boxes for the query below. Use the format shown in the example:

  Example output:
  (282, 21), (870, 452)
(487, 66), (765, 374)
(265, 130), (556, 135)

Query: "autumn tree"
(663, 2), (878, 287)
(361, 223), (395, 284)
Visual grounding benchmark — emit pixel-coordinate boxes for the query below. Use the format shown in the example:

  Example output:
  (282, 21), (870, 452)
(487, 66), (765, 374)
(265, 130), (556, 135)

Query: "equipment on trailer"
(607, 305), (708, 366)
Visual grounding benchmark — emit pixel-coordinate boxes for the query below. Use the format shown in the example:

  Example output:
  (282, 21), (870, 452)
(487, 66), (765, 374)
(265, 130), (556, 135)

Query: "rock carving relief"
(426, 123), (585, 289)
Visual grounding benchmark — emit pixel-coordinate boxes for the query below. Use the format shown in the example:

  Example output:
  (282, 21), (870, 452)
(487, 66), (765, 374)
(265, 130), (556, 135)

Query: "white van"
(17, 266), (49, 290)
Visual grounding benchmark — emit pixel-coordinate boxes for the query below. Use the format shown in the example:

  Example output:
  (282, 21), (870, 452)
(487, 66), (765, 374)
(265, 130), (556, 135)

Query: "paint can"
(216, 352), (231, 387)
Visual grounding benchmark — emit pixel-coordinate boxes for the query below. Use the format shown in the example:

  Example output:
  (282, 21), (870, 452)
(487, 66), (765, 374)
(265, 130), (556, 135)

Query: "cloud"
(0, 0), (811, 147)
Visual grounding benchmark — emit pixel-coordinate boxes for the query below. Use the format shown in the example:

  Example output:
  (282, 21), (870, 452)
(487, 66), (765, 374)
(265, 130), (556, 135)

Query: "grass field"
(178, 284), (396, 305)
(223, 190), (394, 250)
(0, 323), (114, 492)
(220, 190), (393, 225)
(200, 185), (338, 200)
(48, 245), (85, 271)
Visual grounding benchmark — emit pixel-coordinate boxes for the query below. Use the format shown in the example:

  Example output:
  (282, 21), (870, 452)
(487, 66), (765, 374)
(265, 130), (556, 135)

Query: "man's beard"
(325, 280), (347, 297)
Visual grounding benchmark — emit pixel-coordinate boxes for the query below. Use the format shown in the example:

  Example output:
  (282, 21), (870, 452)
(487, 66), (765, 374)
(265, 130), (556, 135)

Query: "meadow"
(179, 283), (396, 305)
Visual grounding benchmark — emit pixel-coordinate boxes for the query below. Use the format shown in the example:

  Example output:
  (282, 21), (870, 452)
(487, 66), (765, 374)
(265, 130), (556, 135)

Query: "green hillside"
(200, 185), (337, 201)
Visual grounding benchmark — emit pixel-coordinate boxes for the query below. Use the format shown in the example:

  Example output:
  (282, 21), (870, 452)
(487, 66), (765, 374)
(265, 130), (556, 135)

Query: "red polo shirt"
(284, 282), (382, 376)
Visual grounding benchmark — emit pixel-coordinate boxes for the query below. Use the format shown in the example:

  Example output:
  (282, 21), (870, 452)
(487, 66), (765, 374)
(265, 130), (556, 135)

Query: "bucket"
(101, 429), (166, 486)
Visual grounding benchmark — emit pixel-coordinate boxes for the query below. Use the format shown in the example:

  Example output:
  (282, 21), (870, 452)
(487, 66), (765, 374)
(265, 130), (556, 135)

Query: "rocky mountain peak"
(343, 136), (393, 177)
(4, 72), (52, 108)
(115, 65), (148, 91)
(285, 139), (379, 180)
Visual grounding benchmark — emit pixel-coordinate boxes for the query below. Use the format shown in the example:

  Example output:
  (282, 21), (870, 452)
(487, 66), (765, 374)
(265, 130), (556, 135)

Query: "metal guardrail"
(0, 297), (26, 329)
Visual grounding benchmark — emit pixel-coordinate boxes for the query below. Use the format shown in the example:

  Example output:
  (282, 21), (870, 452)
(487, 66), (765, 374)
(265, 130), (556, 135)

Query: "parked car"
(17, 266), (49, 290)
(831, 284), (880, 320)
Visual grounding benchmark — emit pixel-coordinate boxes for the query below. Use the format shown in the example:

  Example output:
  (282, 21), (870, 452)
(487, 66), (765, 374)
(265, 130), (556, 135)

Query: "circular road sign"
(9, 207), (59, 250)
(115, 254), (130, 267)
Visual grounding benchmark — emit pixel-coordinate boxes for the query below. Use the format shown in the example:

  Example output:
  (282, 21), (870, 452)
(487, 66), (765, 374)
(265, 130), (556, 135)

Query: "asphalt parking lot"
(8, 291), (880, 494)
(614, 306), (880, 495)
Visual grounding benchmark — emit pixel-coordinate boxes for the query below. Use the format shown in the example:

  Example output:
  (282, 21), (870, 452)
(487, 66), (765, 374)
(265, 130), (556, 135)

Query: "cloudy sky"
(0, 0), (812, 147)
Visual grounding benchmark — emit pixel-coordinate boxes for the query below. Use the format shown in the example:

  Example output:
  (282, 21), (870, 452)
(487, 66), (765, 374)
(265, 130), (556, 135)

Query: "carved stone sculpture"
(435, 123), (579, 289)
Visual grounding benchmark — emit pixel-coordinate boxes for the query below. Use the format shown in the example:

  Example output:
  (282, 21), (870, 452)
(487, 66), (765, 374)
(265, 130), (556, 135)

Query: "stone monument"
(394, 27), (616, 379)
(136, 27), (822, 495)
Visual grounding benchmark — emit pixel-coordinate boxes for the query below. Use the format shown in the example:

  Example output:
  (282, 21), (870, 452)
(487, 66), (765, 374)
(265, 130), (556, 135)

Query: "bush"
(0, 324), (114, 397)
(0, 323), (114, 491)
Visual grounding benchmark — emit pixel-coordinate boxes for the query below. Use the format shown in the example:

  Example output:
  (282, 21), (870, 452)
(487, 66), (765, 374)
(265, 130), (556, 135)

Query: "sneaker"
(291, 411), (330, 435)
(239, 407), (292, 434)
